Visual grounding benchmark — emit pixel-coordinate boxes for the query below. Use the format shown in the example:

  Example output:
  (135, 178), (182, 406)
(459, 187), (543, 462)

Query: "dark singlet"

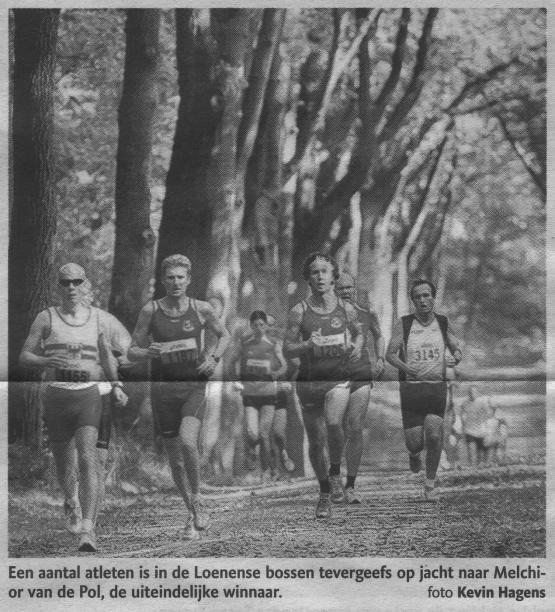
(240, 336), (277, 397)
(298, 298), (349, 382)
(149, 299), (205, 382)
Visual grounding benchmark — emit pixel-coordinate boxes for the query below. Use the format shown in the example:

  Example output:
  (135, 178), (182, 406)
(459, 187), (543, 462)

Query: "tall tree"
(110, 9), (160, 330)
(10, 9), (60, 376)
(9, 9), (60, 445)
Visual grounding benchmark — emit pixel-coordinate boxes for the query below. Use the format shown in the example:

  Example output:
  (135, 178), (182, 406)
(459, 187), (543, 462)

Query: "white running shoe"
(184, 522), (201, 540)
(78, 530), (97, 553)
(344, 487), (362, 504)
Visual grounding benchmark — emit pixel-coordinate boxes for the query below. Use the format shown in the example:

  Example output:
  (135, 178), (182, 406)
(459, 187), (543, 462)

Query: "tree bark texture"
(110, 9), (160, 330)
(10, 8), (59, 379)
(155, 9), (219, 298)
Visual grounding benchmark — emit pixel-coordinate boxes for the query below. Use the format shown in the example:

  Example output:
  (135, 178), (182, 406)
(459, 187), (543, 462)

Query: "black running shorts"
(399, 381), (447, 429)
(43, 385), (102, 443)
(242, 394), (277, 410)
(151, 381), (206, 438)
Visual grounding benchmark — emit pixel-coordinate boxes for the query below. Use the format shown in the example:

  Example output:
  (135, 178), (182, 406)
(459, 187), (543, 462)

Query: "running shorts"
(151, 381), (206, 438)
(296, 380), (349, 412)
(399, 381), (447, 429)
(275, 388), (288, 411)
(344, 360), (373, 393)
(43, 384), (102, 443)
(242, 394), (277, 410)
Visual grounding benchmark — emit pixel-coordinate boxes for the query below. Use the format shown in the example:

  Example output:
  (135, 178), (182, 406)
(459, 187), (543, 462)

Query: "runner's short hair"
(161, 254), (192, 276)
(250, 310), (268, 324)
(303, 252), (339, 281)
(410, 279), (437, 300)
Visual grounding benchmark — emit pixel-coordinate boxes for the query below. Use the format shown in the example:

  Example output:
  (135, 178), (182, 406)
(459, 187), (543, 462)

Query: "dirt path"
(9, 466), (545, 558)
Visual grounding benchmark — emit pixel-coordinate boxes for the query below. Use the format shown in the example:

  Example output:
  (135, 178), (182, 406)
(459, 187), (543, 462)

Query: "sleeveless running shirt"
(44, 307), (104, 390)
(240, 336), (277, 397)
(149, 299), (205, 382)
(405, 317), (446, 381)
(298, 299), (349, 382)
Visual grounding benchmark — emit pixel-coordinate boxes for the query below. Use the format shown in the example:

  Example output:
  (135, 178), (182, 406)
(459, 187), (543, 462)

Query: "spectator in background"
(460, 384), (492, 467)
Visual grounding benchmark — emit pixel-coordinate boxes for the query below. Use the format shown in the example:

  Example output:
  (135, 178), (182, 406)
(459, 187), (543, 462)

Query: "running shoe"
(261, 469), (273, 485)
(191, 496), (210, 531)
(424, 483), (439, 502)
(64, 501), (82, 535)
(78, 530), (97, 553)
(409, 452), (422, 474)
(280, 450), (295, 473)
(329, 474), (345, 503)
(315, 493), (331, 519)
(184, 522), (201, 541)
(344, 487), (362, 504)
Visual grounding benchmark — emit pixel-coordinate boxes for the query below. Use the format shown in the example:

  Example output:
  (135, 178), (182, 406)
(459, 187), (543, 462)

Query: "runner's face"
(59, 278), (84, 305)
(411, 284), (435, 315)
(162, 266), (190, 298)
(250, 319), (268, 338)
(308, 259), (335, 294)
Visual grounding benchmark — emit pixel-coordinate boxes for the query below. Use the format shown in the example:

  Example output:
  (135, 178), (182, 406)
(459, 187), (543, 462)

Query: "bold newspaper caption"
(7, 563), (548, 603)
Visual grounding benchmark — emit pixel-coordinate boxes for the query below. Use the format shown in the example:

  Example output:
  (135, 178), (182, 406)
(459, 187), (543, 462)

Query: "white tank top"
(44, 307), (104, 390)
(405, 317), (445, 382)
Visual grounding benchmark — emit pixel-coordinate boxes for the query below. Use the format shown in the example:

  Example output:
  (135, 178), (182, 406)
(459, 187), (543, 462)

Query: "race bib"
(160, 338), (199, 365)
(313, 333), (346, 359)
(246, 358), (271, 377)
(411, 345), (441, 363)
(55, 368), (90, 383)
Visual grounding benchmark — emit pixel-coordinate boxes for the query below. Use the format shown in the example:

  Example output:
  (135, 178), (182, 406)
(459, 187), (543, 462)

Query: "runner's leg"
(324, 384), (351, 474)
(74, 425), (100, 525)
(51, 438), (78, 508)
(423, 414), (444, 482)
(344, 385), (371, 491)
(258, 405), (276, 472)
(179, 416), (202, 497)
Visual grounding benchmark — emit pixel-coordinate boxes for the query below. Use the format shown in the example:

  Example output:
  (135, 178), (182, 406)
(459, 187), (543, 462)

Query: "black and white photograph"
(4, 1), (550, 608)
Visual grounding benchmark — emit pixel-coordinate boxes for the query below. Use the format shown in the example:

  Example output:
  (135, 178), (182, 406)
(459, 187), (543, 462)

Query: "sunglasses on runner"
(59, 279), (85, 287)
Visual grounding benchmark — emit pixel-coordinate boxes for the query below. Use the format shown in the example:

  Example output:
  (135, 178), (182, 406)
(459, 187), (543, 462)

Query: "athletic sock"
(329, 463), (341, 477)
(81, 518), (93, 533)
(425, 478), (436, 488)
(319, 479), (331, 494)
(346, 475), (356, 489)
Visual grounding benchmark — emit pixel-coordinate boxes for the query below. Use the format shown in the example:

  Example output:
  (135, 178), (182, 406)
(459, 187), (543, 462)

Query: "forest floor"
(9, 464), (544, 558)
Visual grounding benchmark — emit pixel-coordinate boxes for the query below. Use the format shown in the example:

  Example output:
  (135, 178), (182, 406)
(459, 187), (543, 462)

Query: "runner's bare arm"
(19, 311), (68, 369)
(197, 300), (230, 375)
(225, 338), (242, 380)
(386, 319), (418, 377)
(345, 302), (363, 361)
(272, 341), (288, 380)
(368, 310), (386, 375)
(283, 304), (312, 358)
(446, 328), (462, 364)
(128, 302), (160, 361)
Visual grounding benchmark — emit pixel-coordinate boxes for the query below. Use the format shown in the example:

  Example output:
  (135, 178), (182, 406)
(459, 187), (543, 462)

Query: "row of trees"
(10, 9), (545, 385)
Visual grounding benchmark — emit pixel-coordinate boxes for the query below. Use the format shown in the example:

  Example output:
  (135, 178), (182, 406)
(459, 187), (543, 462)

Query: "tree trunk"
(205, 10), (260, 320)
(10, 10), (59, 445)
(155, 9), (218, 298)
(110, 9), (160, 330)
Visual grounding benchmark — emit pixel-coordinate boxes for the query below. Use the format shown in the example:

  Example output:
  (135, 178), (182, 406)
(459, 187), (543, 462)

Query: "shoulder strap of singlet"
(44, 307), (54, 340)
(191, 298), (198, 313)
(146, 300), (158, 336)
(300, 300), (308, 313)
(436, 314), (449, 346)
(399, 314), (416, 382)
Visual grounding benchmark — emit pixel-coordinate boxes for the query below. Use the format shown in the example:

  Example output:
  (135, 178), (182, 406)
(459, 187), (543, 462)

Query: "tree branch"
(236, 8), (285, 177)
(379, 8), (438, 143)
